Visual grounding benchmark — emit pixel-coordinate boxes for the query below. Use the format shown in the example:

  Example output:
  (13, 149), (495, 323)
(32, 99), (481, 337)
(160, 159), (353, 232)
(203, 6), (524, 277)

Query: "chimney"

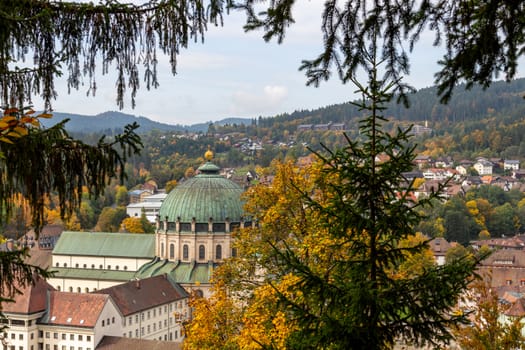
(135, 279), (141, 289)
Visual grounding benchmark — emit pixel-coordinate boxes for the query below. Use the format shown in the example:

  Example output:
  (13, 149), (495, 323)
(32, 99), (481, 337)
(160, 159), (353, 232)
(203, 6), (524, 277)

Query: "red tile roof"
(42, 292), (110, 328)
(505, 298), (525, 317)
(96, 336), (181, 350)
(94, 274), (188, 316)
(2, 275), (55, 314)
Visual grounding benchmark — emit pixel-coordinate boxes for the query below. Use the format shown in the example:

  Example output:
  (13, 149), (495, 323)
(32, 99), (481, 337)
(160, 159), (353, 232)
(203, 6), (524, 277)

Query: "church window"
(199, 245), (205, 260)
(63, 263), (67, 267)
(77, 287), (81, 293)
(55, 262), (59, 267)
(161, 243), (164, 257)
(216, 245), (222, 259)
(170, 244), (175, 259)
(68, 287), (73, 292)
(75, 263), (79, 268)
(183, 245), (189, 260)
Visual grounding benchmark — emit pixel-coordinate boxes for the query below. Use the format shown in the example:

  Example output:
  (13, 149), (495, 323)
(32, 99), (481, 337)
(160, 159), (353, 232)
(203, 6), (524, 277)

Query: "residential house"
(428, 237), (454, 266)
(504, 159), (520, 171)
(413, 155), (433, 169)
(478, 249), (525, 292)
(473, 159), (493, 175)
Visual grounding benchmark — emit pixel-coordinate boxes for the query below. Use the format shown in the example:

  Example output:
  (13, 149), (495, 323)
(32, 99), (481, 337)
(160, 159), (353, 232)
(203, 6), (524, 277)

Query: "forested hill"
(257, 78), (525, 128)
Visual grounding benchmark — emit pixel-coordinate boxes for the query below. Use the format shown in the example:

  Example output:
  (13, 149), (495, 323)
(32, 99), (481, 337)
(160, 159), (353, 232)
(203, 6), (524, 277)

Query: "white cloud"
(231, 85), (289, 115)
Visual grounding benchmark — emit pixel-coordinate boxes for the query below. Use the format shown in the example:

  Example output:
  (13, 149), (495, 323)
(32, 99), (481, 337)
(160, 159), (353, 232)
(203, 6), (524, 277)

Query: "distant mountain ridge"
(40, 111), (252, 134)
(42, 77), (525, 135)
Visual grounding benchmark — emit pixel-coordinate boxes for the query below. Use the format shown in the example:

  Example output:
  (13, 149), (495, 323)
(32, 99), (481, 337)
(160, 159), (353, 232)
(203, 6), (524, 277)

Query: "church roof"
(51, 267), (136, 282)
(53, 231), (155, 258)
(159, 161), (244, 223)
(134, 257), (215, 284)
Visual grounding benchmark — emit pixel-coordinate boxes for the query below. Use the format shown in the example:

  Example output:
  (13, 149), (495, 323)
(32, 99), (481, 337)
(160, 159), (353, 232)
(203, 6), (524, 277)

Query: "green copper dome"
(159, 161), (245, 223)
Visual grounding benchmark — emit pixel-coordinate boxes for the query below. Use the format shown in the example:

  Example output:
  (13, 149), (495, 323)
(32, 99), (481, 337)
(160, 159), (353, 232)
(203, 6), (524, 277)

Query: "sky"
(42, 1), (449, 126)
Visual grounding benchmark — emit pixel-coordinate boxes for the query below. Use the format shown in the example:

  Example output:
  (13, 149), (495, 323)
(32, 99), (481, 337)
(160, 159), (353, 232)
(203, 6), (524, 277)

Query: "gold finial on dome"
(204, 146), (214, 161)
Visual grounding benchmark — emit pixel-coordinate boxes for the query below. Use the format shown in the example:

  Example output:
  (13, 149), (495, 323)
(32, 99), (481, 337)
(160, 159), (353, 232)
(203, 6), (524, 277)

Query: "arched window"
(199, 245), (205, 260)
(77, 287), (81, 293)
(215, 245), (222, 260)
(69, 287), (73, 292)
(170, 244), (175, 259)
(161, 243), (164, 257)
(183, 245), (189, 260)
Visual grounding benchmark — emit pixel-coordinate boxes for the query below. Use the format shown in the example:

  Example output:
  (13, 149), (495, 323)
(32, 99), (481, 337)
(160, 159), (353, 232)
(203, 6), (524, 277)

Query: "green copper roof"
(53, 231), (155, 258)
(51, 267), (136, 282)
(134, 257), (215, 284)
(159, 161), (245, 223)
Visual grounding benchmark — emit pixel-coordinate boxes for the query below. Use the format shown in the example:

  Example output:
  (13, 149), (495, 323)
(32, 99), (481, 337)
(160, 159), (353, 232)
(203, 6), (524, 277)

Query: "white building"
(1, 275), (189, 350)
(504, 159), (520, 171)
(473, 159), (493, 175)
(126, 193), (167, 223)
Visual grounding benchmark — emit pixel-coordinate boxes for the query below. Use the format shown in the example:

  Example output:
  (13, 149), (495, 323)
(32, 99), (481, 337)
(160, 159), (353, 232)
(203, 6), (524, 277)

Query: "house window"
(170, 244), (175, 259)
(112, 317), (115, 324)
(45, 332), (49, 339)
(70, 334), (74, 340)
(62, 334), (66, 340)
(83, 264), (87, 268)
(19, 334), (23, 340)
(85, 288), (89, 293)
(216, 245), (222, 259)
(78, 335), (83, 341)
(507, 280), (513, 285)
(116, 265), (119, 270)
(63, 263), (67, 267)
(86, 336), (91, 341)
(183, 244), (189, 260)
(56, 262), (59, 267)
(107, 265), (111, 270)
(54, 333), (58, 339)
(199, 245), (205, 260)
(102, 320), (105, 327)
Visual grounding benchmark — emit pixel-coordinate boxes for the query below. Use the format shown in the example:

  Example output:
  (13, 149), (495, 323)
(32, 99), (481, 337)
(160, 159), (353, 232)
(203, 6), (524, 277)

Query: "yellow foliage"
(121, 217), (145, 233)
(184, 280), (242, 350)
(238, 275), (300, 349)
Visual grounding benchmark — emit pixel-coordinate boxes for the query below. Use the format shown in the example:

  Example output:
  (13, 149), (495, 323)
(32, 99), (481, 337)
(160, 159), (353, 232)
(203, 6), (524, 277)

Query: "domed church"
(134, 149), (250, 296)
(49, 150), (249, 298)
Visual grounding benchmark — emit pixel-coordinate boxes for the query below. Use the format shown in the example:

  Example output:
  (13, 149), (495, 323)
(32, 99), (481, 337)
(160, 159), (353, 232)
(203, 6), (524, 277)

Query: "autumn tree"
(191, 53), (482, 349)
(184, 280), (243, 350)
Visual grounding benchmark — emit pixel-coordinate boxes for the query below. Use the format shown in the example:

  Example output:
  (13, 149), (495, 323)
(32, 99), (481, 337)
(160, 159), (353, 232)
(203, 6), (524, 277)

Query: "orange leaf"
(37, 113), (53, 119)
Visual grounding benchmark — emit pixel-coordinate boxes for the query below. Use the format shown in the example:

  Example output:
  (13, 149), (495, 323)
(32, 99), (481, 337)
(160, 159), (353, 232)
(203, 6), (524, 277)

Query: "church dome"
(158, 160), (245, 224)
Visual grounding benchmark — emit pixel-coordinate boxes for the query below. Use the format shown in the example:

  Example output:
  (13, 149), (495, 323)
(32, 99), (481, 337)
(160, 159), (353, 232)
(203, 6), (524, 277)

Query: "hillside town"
(2, 147), (525, 349)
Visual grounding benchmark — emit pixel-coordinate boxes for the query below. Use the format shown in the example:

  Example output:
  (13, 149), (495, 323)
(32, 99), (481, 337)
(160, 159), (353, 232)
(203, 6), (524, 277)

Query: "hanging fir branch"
(0, 109), (142, 234)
